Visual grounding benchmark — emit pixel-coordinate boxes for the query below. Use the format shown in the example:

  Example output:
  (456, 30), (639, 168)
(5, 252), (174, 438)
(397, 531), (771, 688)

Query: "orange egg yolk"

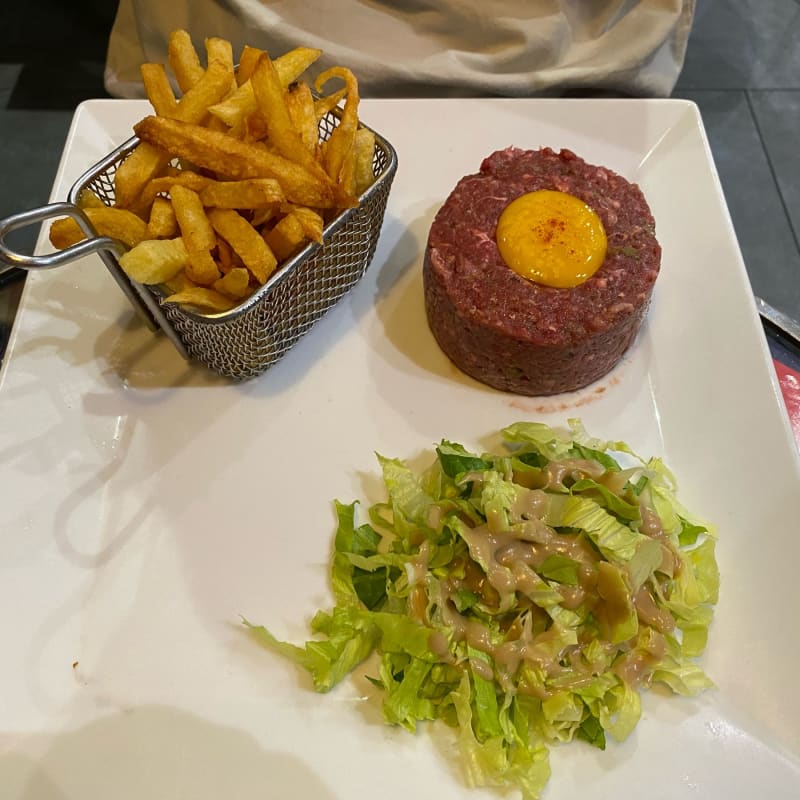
(496, 190), (607, 288)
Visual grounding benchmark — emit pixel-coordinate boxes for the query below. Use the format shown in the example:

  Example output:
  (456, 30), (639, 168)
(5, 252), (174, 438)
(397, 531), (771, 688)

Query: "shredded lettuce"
(248, 421), (719, 799)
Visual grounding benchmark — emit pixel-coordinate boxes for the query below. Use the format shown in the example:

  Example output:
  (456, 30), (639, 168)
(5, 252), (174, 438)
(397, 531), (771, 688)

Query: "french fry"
(289, 207), (324, 243)
(263, 212), (307, 261)
(168, 29), (204, 92)
(236, 45), (265, 85)
(49, 207), (148, 250)
(315, 67), (360, 201)
(353, 128), (376, 196)
(208, 46), (320, 129)
(163, 286), (236, 312)
(163, 271), (198, 294)
(208, 81), (257, 128)
(169, 185), (216, 250)
(76, 189), (105, 210)
(314, 88), (347, 120)
(146, 196), (178, 239)
(173, 38), (235, 124)
(133, 115), (336, 208)
(273, 47), (322, 87)
(140, 170), (214, 212)
(251, 206), (278, 228)
(119, 238), (189, 284)
(214, 267), (252, 299)
(114, 142), (171, 210)
(141, 63), (178, 117)
(237, 111), (271, 143)
(199, 178), (285, 209)
(216, 235), (234, 272)
(170, 184), (220, 285)
(286, 81), (318, 152)
(207, 208), (277, 284)
(50, 31), (376, 317)
(250, 55), (328, 181)
(338, 148), (357, 200)
(48, 217), (89, 249)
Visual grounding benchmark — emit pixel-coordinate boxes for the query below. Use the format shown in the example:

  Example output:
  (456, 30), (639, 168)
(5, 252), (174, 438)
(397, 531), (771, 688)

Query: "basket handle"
(0, 202), (167, 335)
(0, 202), (128, 273)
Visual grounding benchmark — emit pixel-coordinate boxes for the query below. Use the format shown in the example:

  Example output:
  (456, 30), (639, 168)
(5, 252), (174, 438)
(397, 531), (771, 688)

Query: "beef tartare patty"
(423, 147), (661, 395)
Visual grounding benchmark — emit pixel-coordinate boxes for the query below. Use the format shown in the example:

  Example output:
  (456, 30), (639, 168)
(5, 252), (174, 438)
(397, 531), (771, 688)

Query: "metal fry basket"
(0, 110), (398, 380)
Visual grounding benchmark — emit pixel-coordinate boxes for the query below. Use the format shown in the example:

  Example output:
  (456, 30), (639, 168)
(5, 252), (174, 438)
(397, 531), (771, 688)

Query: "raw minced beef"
(423, 146), (661, 395)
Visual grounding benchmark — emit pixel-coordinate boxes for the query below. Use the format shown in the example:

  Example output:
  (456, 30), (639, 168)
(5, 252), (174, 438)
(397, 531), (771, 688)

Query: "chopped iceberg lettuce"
(249, 421), (719, 799)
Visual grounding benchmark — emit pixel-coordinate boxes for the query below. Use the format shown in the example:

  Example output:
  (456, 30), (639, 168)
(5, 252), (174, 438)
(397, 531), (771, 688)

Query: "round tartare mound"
(423, 146), (661, 396)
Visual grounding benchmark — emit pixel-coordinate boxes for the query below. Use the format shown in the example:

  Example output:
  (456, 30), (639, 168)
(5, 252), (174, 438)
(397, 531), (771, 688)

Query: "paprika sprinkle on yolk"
(496, 190), (607, 288)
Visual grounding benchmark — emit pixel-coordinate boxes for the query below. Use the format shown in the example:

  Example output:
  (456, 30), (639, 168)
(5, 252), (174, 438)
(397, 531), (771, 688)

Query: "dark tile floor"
(1, 0), (799, 369)
(673, 0), (800, 329)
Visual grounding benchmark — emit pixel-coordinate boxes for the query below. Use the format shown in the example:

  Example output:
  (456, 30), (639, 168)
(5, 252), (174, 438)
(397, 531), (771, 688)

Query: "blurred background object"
(104, 0), (695, 99)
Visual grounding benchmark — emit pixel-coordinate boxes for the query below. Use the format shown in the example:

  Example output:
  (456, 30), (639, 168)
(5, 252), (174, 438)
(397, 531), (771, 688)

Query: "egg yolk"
(496, 190), (607, 288)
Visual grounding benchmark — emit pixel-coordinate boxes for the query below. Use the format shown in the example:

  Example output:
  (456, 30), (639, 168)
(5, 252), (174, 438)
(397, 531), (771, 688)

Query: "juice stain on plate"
(508, 375), (619, 414)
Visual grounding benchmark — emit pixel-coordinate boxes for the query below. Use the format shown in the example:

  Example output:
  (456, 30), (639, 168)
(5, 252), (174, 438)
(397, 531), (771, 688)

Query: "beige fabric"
(105, 0), (695, 99)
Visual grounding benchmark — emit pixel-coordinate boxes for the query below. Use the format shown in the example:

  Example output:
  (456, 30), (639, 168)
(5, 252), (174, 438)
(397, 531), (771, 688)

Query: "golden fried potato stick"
(146, 196), (178, 239)
(315, 68), (359, 173)
(214, 267), (252, 299)
(170, 184), (220, 285)
(119, 37), (242, 212)
(207, 208), (278, 284)
(208, 81), (257, 128)
(163, 286), (236, 312)
(199, 178), (285, 209)
(352, 128), (376, 196)
(251, 205), (278, 228)
(337, 147), (357, 199)
(168, 29), (204, 92)
(313, 88), (347, 121)
(141, 63), (178, 117)
(173, 37), (235, 124)
(236, 45), (265, 85)
(114, 143), (172, 211)
(216, 235), (234, 272)
(263, 213), (307, 262)
(114, 31), (234, 210)
(133, 115), (337, 208)
(163, 271), (197, 294)
(208, 46), (321, 129)
(139, 170), (214, 213)
(290, 207), (324, 243)
(250, 54), (329, 183)
(49, 207), (148, 250)
(75, 189), (105, 209)
(285, 81), (318, 152)
(119, 238), (189, 284)
(118, 36), (236, 208)
(273, 47), (323, 87)
(236, 111), (270, 143)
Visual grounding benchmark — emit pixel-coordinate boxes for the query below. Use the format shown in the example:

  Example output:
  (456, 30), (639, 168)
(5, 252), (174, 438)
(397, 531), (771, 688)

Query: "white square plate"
(1, 99), (799, 799)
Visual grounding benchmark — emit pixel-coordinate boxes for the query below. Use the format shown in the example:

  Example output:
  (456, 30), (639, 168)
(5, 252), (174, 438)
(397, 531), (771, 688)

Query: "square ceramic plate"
(1, 99), (799, 800)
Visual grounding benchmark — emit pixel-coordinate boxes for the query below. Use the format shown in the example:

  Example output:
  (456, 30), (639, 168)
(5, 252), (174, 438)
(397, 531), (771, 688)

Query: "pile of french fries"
(49, 30), (376, 313)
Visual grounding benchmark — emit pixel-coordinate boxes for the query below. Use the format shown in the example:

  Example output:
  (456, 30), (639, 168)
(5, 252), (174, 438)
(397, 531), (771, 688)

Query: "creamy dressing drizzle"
(639, 504), (682, 578)
(418, 460), (682, 691)
(544, 458), (607, 489)
(405, 540), (431, 586)
(614, 629), (668, 685)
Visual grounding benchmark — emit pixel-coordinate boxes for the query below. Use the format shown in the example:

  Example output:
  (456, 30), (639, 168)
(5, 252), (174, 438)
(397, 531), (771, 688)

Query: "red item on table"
(775, 359), (800, 447)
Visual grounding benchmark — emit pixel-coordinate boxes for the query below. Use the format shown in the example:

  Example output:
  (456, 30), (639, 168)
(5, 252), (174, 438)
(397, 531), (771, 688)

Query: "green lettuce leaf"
(249, 421), (719, 800)
(437, 441), (493, 478)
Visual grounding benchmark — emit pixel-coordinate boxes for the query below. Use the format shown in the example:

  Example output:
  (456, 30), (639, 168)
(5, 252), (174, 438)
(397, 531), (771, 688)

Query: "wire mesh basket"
(0, 110), (398, 380)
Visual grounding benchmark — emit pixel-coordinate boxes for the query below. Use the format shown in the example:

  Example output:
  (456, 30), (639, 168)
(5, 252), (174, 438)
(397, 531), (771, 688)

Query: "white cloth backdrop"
(104, 0), (695, 98)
